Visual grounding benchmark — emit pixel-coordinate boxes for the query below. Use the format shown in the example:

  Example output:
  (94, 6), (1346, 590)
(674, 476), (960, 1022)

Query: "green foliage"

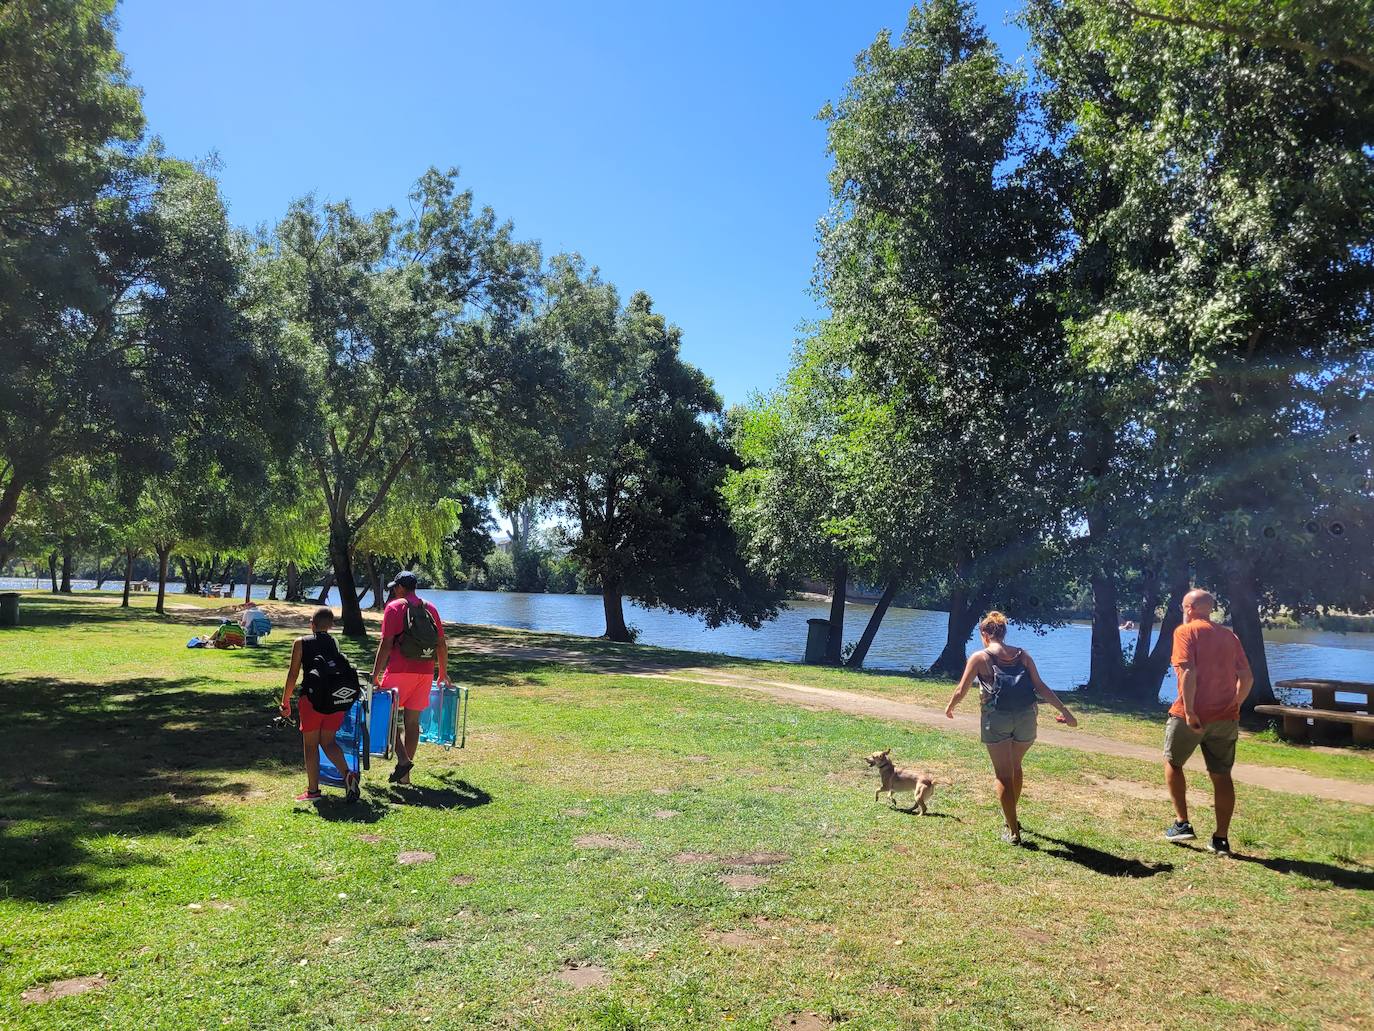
(269, 167), (548, 633)
(533, 256), (782, 640)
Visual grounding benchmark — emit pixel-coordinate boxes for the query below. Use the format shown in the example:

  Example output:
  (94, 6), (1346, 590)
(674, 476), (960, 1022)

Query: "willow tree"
(272, 168), (545, 636)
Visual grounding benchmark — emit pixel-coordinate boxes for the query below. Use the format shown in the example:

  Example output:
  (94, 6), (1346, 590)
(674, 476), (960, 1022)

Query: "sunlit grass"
(1, 594), (1370, 1029)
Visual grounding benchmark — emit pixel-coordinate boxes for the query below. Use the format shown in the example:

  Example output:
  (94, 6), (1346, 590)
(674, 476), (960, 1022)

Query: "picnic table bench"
(1255, 679), (1374, 745)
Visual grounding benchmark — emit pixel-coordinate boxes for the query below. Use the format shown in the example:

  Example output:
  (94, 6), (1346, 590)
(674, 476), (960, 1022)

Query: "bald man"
(1163, 589), (1254, 854)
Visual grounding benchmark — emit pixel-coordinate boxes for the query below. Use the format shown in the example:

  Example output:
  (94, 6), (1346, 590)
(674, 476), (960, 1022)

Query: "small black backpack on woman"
(980, 648), (1038, 710)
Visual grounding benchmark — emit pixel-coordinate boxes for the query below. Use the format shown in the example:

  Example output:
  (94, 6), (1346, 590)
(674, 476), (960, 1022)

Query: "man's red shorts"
(298, 695), (346, 734)
(382, 670), (433, 711)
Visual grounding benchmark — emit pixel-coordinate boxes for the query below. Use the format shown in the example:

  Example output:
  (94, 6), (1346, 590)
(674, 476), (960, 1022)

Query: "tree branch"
(349, 440), (417, 535)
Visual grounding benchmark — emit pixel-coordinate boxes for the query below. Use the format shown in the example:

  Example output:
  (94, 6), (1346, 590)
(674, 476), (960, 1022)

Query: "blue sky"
(118, 1), (1028, 406)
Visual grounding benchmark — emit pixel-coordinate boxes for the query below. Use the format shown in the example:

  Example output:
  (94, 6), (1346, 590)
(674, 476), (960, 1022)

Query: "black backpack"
(301, 634), (363, 714)
(396, 600), (439, 661)
(980, 649), (1037, 711)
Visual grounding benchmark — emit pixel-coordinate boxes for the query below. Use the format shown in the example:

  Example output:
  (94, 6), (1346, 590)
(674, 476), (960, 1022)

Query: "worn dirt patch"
(1084, 773), (1165, 802)
(683, 755), (711, 763)
(704, 928), (765, 948)
(775, 1013), (831, 1030)
(563, 808), (589, 818)
(556, 962), (610, 988)
(651, 787), (674, 796)
(397, 850), (436, 865)
(722, 851), (790, 867)
(448, 875), (476, 886)
(357, 833), (383, 844)
(573, 834), (639, 851)
(720, 872), (770, 890)
(651, 809), (679, 820)
(671, 851), (718, 864)
(21, 975), (107, 1005)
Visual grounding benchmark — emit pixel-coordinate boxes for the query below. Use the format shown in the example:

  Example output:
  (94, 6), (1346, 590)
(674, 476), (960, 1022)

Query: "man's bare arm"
(1177, 665), (1200, 727)
(371, 636), (391, 685)
(1234, 668), (1254, 708)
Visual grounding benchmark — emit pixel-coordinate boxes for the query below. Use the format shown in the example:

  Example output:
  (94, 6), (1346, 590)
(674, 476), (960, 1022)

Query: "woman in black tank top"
(944, 611), (1076, 844)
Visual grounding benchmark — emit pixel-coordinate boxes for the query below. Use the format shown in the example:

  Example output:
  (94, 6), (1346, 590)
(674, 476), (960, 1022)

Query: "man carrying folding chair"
(369, 571), (448, 786)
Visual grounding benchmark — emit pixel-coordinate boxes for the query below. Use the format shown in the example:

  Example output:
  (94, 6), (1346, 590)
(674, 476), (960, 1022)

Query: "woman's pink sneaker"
(295, 790), (323, 802)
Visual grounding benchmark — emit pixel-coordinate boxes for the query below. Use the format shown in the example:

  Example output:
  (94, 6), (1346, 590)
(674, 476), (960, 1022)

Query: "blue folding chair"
(245, 615), (272, 647)
(418, 681), (469, 749)
(319, 687), (399, 786)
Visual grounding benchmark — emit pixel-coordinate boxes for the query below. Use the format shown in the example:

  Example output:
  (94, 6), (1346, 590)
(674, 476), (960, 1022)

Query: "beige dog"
(866, 749), (936, 814)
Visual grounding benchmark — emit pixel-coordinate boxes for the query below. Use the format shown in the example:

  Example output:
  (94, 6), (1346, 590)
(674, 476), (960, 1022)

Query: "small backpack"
(301, 634), (363, 714)
(396, 601), (439, 661)
(980, 649), (1037, 711)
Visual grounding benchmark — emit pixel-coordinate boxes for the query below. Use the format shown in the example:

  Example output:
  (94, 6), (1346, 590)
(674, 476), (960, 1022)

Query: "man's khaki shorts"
(981, 704), (1037, 745)
(1164, 716), (1238, 773)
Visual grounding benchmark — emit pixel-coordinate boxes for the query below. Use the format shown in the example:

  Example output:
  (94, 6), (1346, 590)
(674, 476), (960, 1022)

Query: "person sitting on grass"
(279, 607), (359, 803)
(370, 571), (447, 786)
(944, 610), (1077, 845)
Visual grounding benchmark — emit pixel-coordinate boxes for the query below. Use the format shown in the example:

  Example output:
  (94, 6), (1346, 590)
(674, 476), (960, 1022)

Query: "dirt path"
(459, 636), (1374, 806)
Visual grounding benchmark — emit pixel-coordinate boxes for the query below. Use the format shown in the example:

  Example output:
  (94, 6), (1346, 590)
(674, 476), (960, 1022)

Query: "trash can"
(804, 617), (830, 664)
(0, 592), (18, 627)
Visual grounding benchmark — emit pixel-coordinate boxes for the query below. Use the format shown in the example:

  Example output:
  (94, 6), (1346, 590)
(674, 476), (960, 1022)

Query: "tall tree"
(538, 257), (781, 641)
(1029, 0), (1374, 704)
(272, 168), (545, 635)
(818, 0), (1068, 676)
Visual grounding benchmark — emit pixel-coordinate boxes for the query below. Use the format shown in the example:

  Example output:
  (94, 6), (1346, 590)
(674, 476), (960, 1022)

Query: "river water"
(9, 579), (1371, 699)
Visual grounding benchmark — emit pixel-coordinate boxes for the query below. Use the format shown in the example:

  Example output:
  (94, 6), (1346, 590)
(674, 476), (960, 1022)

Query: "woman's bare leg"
(986, 741), (1019, 833)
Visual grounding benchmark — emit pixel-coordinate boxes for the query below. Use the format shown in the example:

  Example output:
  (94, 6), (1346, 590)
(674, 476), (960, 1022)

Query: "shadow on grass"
(1215, 849), (1374, 890)
(1022, 832), (1174, 878)
(0, 675), (285, 903)
(306, 794), (390, 824)
(382, 773), (492, 811)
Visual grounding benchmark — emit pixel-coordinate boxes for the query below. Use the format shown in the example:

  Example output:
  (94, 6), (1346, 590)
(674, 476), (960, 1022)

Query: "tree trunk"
(931, 586), (984, 677)
(95, 555), (111, 589)
(1088, 571), (1126, 692)
(155, 546), (172, 615)
(179, 556), (198, 594)
(1227, 565), (1275, 709)
(59, 545), (74, 593)
(286, 560), (300, 602)
(242, 557), (255, 605)
(1131, 567), (1160, 671)
(315, 571), (335, 605)
(121, 549), (135, 608)
(0, 473), (26, 551)
(823, 560), (847, 664)
(328, 526), (366, 636)
(267, 563), (281, 601)
(48, 551), (58, 593)
(846, 578), (899, 669)
(365, 553), (385, 611)
(602, 581), (631, 642)
(1128, 574), (1189, 701)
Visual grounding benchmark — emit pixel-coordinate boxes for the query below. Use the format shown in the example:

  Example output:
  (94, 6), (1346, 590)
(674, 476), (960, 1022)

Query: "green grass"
(2, 593), (1372, 1029)
(421, 620), (1374, 786)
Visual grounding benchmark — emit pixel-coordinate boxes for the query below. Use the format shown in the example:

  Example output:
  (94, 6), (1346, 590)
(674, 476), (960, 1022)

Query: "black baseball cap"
(385, 571), (419, 591)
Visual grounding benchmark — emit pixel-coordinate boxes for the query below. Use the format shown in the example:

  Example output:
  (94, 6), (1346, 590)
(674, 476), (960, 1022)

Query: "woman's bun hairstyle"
(979, 610), (1009, 641)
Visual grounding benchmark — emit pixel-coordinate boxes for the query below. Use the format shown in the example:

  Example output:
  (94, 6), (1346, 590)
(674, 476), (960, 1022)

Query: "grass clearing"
(1, 593), (1371, 1029)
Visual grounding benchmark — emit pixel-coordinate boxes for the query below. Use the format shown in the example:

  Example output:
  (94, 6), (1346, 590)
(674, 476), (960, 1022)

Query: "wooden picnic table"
(1260, 679), (1374, 745)
(1274, 679), (1374, 712)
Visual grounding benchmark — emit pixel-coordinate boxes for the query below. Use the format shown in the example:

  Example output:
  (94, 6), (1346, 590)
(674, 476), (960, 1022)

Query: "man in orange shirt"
(1164, 588), (1254, 854)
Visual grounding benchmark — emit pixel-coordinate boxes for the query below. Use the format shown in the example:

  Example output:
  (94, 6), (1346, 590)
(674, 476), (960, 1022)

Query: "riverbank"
(2, 593), (1372, 1027)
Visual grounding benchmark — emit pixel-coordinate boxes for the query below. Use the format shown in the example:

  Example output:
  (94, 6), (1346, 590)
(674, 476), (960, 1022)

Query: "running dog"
(865, 749), (936, 814)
